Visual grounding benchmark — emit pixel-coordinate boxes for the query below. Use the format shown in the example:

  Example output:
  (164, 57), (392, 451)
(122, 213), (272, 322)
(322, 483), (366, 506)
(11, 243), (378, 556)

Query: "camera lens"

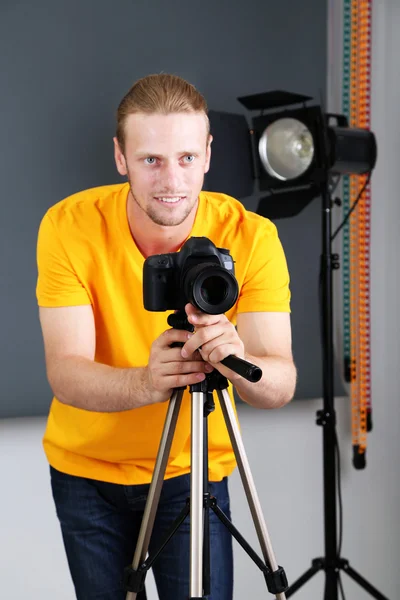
(183, 263), (238, 314)
(200, 276), (228, 305)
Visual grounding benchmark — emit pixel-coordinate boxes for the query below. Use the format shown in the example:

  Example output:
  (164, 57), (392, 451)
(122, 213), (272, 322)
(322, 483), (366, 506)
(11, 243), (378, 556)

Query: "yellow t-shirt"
(36, 183), (290, 485)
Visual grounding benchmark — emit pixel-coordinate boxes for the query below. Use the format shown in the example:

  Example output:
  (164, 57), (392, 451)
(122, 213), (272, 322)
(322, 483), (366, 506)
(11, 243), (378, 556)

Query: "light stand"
(285, 178), (388, 600)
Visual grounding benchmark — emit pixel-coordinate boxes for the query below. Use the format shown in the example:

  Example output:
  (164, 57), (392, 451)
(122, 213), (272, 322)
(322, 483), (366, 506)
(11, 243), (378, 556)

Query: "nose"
(160, 162), (181, 192)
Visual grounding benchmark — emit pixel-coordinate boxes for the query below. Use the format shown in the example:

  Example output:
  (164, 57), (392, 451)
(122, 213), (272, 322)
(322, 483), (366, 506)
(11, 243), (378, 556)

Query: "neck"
(126, 192), (198, 258)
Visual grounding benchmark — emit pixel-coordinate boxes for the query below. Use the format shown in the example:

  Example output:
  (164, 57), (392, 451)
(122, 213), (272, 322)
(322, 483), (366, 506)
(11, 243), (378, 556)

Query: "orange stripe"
(349, 0), (372, 455)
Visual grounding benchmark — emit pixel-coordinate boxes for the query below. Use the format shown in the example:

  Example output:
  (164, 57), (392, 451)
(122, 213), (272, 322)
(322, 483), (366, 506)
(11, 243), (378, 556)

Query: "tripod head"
(167, 310), (262, 384)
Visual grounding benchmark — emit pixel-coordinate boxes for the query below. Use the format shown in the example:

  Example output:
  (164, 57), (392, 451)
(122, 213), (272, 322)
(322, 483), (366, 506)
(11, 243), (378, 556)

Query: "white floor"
(0, 398), (397, 599)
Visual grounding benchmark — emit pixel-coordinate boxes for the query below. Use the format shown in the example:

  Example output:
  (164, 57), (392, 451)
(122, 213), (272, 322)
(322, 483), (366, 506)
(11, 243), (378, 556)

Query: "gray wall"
(0, 0), (329, 418)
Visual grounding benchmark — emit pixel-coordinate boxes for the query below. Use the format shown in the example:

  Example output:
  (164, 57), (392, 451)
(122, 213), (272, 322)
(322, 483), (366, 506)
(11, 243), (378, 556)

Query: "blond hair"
(116, 73), (209, 152)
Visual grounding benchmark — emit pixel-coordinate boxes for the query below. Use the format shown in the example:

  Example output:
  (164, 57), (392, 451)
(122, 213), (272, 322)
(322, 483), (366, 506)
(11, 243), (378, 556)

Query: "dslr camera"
(143, 237), (238, 315)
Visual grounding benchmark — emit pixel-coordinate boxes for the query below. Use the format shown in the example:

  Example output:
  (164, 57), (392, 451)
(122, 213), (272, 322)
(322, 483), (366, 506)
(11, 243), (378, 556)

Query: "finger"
(176, 360), (213, 375)
(159, 356), (212, 375)
(203, 342), (242, 364)
(184, 349), (203, 362)
(163, 371), (207, 389)
(185, 304), (222, 328)
(160, 347), (203, 364)
(181, 323), (229, 357)
(158, 328), (193, 349)
(191, 349), (203, 361)
(199, 334), (234, 358)
(185, 303), (199, 318)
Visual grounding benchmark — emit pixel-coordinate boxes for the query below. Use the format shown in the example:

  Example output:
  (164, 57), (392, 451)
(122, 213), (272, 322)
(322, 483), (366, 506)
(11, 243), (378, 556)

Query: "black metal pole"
(320, 183), (339, 600)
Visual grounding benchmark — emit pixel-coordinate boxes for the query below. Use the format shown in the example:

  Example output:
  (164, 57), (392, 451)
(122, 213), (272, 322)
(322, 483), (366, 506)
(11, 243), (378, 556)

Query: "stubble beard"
(127, 176), (198, 227)
(144, 196), (195, 227)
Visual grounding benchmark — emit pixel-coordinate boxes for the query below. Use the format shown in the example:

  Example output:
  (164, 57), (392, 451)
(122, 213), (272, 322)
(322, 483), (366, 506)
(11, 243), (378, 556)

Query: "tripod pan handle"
(221, 355), (262, 383)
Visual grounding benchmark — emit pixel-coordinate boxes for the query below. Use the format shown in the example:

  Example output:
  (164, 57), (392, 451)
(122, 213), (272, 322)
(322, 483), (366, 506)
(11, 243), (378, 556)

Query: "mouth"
(154, 195), (186, 205)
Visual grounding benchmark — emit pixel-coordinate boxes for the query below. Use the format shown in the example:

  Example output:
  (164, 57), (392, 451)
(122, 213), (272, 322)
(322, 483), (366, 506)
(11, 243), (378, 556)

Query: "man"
(36, 73), (297, 600)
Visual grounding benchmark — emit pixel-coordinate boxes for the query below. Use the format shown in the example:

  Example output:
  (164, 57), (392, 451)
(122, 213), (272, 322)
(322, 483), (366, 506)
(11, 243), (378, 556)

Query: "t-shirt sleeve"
(237, 221), (291, 313)
(36, 213), (91, 307)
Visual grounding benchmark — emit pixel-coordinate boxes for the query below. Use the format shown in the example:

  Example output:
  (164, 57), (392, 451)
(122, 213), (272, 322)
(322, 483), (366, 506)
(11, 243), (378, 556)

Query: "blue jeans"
(50, 466), (233, 599)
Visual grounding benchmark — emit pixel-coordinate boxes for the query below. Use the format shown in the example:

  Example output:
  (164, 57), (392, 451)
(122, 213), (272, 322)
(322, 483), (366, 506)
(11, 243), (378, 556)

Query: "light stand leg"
(284, 559), (323, 597)
(216, 388), (287, 600)
(125, 389), (184, 600)
(342, 561), (389, 600)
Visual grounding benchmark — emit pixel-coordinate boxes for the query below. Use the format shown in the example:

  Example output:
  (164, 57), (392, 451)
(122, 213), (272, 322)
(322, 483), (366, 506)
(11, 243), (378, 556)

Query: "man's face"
(114, 112), (212, 227)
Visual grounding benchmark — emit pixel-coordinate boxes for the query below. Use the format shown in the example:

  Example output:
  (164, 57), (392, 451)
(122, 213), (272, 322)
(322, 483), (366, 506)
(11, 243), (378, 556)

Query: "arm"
(39, 305), (150, 412)
(233, 311), (296, 409)
(39, 305), (211, 412)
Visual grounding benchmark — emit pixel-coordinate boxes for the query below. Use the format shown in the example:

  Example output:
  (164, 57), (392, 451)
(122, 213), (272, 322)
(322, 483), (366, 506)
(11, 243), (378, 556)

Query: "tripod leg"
(190, 391), (205, 598)
(217, 389), (286, 600)
(202, 400), (211, 597)
(125, 389), (184, 600)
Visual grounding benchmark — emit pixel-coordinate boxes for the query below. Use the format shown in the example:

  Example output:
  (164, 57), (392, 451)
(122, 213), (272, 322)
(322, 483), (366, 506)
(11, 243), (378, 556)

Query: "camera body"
(143, 236), (238, 315)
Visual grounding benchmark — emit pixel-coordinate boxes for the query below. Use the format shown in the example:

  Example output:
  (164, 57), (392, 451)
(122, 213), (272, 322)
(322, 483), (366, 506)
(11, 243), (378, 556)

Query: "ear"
(204, 134), (213, 174)
(113, 137), (128, 176)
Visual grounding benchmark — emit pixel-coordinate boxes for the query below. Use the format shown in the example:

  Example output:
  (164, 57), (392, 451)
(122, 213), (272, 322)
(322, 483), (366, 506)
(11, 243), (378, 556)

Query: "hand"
(146, 327), (214, 403)
(180, 304), (245, 380)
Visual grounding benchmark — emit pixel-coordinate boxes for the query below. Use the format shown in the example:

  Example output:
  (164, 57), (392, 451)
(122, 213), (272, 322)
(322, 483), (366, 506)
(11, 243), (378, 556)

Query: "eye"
(183, 155), (195, 163)
(144, 157), (157, 165)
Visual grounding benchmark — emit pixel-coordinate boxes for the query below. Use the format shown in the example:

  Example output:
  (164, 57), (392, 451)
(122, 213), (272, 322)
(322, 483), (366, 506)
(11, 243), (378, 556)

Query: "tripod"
(123, 311), (288, 599)
(285, 182), (389, 600)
